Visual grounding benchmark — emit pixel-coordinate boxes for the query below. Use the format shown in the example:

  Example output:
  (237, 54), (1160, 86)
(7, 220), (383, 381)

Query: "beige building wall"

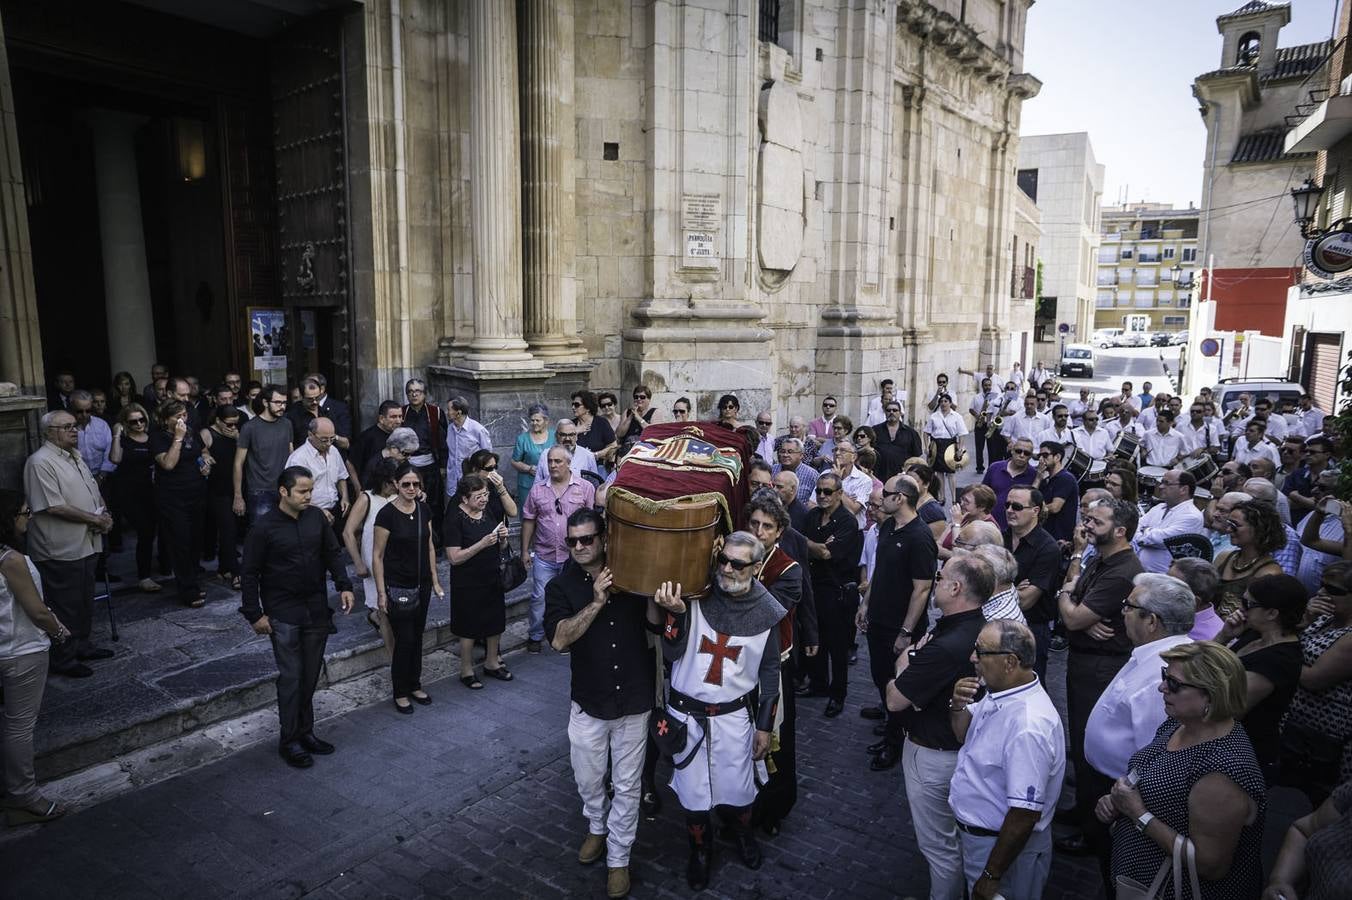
(349, 0), (1039, 431)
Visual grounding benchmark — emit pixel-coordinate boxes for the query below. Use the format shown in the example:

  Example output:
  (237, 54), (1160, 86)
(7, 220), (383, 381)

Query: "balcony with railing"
(1096, 270), (1118, 286)
(1285, 37), (1351, 153)
(1137, 253), (1161, 264)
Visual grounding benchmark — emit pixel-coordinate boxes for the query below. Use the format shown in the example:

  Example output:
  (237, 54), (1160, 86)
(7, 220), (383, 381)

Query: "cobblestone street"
(0, 638), (1104, 900)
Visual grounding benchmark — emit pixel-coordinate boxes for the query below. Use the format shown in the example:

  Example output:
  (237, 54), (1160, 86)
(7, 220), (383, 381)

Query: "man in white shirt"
(1142, 410), (1188, 468)
(1295, 394), (1326, 437)
(535, 421), (599, 482)
(1232, 418), (1281, 469)
(832, 441), (874, 528)
(968, 377), (1003, 474)
(925, 373), (952, 415)
(1249, 398), (1288, 441)
(813, 395), (840, 438)
(862, 382), (904, 429)
(1030, 360), (1051, 388)
(1132, 470), (1204, 572)
(1067, 388), (1093, 426)
(948, 620), (1064, 900)
(1071, 409), (1113, 460)
(1137, 393), (1168, 433)
(1035, 405), (1075, 450)
(1080, 573), (1194, 889)
(1116, 382), (1139, 414)
(445, 396), (493, 498)
(1001, 395), (1047, 446)
(753, 411), (775, 460)
(71, 390), (115, 482)
(285, 417), (349, 521)
(1177, 402), (1221, 458)
(1009, 361), (1026, 391)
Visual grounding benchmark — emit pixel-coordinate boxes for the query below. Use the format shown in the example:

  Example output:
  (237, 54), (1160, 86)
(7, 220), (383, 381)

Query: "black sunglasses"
(1160, 667), (1206, 695)
(565, 534), (598, 548)
(717, 553), (755, 571)
(481, 464), (497, 472)
(1010, 448), (1032, 457)
(815, 487), (837, 496)
(1005, 501), (1030, 512)
(974, 648), (1014, 658)
(127, 416), (146, 424)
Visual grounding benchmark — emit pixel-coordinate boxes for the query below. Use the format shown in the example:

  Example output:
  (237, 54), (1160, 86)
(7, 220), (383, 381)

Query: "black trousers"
(809, 583), (855, 701)
(753, 654), (797, 828)
(36, 556), (96, 670)
(209, 495), (241, 576)
(269, 619), (332, 746)
(973, 426), (989, 469)
(1068, 648), (1129, 896)
(389, 585), (433, 698)
(866, 626), (905, 747)
(156, 486), (204, 604)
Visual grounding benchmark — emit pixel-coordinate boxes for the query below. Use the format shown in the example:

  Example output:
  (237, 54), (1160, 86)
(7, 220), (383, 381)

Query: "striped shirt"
(983, 586), (1027, 625)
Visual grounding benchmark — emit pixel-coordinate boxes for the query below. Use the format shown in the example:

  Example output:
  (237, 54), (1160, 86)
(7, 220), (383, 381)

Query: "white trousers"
(902, 739), (963, 900)
(567, 703), (650, 867)
(958, 825), (1052, 900)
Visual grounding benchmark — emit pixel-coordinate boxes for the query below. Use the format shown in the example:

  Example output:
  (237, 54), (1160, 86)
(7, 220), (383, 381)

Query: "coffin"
(606, 490), (721, 597)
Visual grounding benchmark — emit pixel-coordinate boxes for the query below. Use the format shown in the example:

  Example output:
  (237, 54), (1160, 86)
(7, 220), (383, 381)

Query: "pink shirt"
(1188, 605), (1224, 642)
(522, 474), (596, 563)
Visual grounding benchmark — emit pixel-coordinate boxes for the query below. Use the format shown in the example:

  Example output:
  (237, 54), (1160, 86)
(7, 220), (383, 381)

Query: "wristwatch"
(1133, 811), (1154, 833)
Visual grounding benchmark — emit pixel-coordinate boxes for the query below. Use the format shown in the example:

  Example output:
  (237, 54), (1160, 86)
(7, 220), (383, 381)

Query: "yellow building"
(1096, 204), (1200, 337)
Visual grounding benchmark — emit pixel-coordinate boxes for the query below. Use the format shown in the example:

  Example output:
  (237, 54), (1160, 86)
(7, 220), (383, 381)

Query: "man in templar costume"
(652, 531), (786, 891)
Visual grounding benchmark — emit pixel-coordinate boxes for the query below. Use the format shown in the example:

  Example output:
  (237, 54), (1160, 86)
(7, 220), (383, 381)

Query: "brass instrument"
(991, 415), (1005, 430)
(975, 392), (993, 430)
(944, 442), (971, 470)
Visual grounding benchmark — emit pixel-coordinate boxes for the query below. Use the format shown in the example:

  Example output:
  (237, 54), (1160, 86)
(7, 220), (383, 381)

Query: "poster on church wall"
(248, 307), (289, 375)
(682, 191), (720, 268)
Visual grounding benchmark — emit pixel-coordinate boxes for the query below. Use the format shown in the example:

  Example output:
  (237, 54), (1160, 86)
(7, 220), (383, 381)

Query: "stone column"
(463, 0), (536, 370)
(0, 20), (42, 396)
(519, 0), (583, 361)
(84, 110), (157, 381)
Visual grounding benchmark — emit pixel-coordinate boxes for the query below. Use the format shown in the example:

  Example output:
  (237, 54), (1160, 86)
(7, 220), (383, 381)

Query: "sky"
(1020, 0), (1341, 209)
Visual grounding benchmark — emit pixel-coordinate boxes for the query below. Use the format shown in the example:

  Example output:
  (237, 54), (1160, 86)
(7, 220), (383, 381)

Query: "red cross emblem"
(664, 613), (679, 641)
(656, 718), (669, 736)
(698, 632), (742, 686)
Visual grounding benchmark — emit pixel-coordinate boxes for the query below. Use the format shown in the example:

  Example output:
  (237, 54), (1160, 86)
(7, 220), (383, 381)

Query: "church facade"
(0, 0), (1038, 472)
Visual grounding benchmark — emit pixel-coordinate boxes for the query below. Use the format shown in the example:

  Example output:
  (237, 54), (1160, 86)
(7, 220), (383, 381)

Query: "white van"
(1092, 328), (1122, 349)
(1060, 343), (1095, 378)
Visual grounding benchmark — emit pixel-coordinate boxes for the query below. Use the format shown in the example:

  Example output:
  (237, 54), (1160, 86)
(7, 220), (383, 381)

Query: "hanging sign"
(1302, 229), (1352, 279)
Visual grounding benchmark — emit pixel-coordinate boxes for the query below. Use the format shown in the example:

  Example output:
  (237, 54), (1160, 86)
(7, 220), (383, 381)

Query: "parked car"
(1093, 328), (1122, 349)
(1210, 379), (1304, 417)
(1169, 330), (1189, 346)
(1059, 343), (1095, 378)
(1150, 331), (1173, 347)
(1120, 331), (1149, 347)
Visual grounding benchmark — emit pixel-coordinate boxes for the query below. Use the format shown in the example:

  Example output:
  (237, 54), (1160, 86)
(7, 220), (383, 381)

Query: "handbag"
(499, 536), (527, 593)
(384, 503), (423, 619)
(1115, 833), (1202, 900)
(1279, 720), (1346, 783)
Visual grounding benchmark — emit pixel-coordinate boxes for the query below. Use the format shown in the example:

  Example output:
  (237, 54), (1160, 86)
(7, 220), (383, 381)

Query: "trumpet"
(991, 415), (1004, 430)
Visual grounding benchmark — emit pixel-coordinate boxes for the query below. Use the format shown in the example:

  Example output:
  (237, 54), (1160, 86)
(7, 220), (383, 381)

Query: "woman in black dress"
(108, 402), (163, 592)
(373, 463), (445, 714)
(150, 401), (211, 608)
(1216, 573), (1306, 785)
(444, 474), (511, 689)
(107, 371), (137, 420)
(462, 449), (518, 522)
(200, 406), (244, 590)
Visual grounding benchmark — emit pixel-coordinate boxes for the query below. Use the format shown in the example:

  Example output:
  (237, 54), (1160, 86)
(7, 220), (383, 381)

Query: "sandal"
(483, 664), (514, 682)
(460, 674), (483, 690)
(5, 799), (65, 825)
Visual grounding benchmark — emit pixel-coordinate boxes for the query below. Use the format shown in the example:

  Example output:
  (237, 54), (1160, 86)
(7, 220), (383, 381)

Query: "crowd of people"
(1, 362), (1349, 900)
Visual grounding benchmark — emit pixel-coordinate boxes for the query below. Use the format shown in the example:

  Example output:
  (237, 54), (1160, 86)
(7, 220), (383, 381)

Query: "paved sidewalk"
(1, 636), (1106, 900)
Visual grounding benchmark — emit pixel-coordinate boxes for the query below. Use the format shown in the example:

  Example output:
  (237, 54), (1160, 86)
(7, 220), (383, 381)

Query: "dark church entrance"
(5, 0), (357, 405)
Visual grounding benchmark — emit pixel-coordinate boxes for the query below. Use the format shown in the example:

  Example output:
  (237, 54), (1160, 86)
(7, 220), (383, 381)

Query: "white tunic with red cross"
(667, 600), (773, 810)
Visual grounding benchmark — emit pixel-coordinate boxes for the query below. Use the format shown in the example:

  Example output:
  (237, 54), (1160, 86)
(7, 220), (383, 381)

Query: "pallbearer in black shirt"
(240, 465), (355, 770)
(544, 508), (661, 900)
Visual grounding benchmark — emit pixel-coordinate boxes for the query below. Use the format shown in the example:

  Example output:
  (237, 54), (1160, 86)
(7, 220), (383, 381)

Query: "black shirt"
(869, 517), (938, 627)
(894, 607), (985, 750)
(576, 415), (615, 454)
(877, 422), (923, 462)
(205, 430), (238, 498)
(1067, 547), (1141, 656)
(351, 424), (392, 486)
(239, 505), (354, 625)
(150, 428), (207, 494)
(374, 500), (433, 587)
(1042, 469), (1080, 543)
(114, 433), (155, 492)
(787, 499), (810, 534)
(1004, 525), (1061, 624)
(802, 504), (862, 591)
(777, 528), (818, 647)
(543, 560), (656, 720)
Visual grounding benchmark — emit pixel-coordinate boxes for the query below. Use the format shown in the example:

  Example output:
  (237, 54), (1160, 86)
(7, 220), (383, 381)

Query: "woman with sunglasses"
(0, 489), (71, 825)
(1214, 501), (1285, 619)
(1214, 574), (1307, 785)
(108, 402), (165, 593)
(200, 405), (244, 590)
(1098, 640), (1266, 900)
(814, 415), (854, 470)
(905, 461), (949, 543)
(444, 474), (511, 689)
(1278, 561), (1352, 807)
(938, 485), (996, 560)
(463, 449), (518, 523)
(343, 457), (399, 645)
(571, 390), (616, 460)
(373, 463), (445, 714)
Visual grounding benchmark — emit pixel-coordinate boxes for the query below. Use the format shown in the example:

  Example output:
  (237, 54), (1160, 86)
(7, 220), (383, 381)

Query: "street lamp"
(1290, 178), (1325, 238)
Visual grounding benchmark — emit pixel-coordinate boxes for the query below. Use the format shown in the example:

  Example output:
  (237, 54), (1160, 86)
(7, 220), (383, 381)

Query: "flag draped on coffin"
(607, 421), (751, 530)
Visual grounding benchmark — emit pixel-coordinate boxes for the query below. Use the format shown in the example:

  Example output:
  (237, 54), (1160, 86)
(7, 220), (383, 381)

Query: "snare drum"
(1113, 431), (1142, 461)
(1086, 459), (1108, 484)
(1181, 453), (1219, 488)
(1138, 465), (1168, 496)
(1065, 447), (1094, 481)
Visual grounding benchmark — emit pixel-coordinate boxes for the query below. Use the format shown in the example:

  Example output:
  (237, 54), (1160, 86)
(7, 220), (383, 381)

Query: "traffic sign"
(1058, 323), (1070, 334)
(1200, 338), (1219, 357)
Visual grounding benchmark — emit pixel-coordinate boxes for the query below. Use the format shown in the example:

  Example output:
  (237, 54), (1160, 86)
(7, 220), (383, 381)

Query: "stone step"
(34, 570), (534, 781)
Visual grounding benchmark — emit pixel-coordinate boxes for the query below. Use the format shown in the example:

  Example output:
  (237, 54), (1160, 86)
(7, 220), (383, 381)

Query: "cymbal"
(944, 442), (970, 470)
